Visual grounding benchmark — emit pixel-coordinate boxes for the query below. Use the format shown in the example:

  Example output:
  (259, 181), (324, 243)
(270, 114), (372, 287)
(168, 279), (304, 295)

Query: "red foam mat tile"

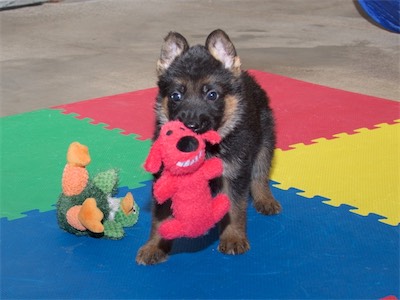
(53, 70), (399, 148)
(249, 70), (399, 149)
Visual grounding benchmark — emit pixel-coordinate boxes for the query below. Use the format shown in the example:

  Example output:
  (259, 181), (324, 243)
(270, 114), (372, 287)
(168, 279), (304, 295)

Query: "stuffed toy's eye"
(170, 91), (182, 102)
(166, 130), (173, 136)
(206, 90), (218, 101)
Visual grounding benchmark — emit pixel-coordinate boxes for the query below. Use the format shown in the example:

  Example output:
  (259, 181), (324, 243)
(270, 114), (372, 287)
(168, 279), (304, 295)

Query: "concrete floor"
(0, 0), (399, 116)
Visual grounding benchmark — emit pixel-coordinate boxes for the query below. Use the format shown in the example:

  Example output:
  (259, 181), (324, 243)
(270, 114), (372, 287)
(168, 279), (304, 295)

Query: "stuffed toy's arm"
(201, 157), (224, 180)
(153, 174), (177, 204)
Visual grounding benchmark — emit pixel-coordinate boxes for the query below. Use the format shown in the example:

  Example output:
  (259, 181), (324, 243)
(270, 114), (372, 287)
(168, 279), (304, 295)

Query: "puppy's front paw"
(136, 244), (169, 265)
(254, 198), (282, 215)
(218, 236), (250, 255)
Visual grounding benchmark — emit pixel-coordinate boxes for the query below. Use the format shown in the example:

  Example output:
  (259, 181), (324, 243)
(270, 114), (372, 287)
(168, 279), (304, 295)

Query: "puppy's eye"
(206, 90), (218, 101)
(170, 91), (182, 102)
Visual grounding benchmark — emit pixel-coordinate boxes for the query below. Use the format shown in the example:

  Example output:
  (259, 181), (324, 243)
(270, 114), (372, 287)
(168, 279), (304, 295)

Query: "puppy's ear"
(157, 32), (189, 75)
(206, 29), (241, 75)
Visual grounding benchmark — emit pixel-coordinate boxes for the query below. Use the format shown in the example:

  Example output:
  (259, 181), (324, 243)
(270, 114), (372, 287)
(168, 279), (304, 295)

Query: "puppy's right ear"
(157, 32), (189, 75)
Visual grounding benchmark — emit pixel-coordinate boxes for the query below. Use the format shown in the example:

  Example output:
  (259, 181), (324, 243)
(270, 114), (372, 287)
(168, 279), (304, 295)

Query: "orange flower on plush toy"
(144, 120), (230, 240)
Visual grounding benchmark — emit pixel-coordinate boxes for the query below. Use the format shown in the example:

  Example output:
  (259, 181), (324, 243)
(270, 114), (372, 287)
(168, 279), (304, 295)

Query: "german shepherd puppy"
(136, 29), (281, 265)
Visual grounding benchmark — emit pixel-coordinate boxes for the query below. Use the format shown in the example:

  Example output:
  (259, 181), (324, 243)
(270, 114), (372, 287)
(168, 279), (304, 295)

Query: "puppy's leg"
(251, 146), (281, 215)
(136, 200), (173, 265)
(218, 177), (250, 255)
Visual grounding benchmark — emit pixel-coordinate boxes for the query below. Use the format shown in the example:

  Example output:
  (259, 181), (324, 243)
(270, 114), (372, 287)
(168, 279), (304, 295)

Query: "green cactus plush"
(56, 142), (139, 239)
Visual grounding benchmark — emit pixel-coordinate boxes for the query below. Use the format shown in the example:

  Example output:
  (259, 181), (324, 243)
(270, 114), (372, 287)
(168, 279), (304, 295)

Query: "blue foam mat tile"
(1, 181), (398, 299)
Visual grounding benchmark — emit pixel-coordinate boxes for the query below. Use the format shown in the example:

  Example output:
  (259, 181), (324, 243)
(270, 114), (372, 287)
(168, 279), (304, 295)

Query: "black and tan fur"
(136, 29), (281, 265)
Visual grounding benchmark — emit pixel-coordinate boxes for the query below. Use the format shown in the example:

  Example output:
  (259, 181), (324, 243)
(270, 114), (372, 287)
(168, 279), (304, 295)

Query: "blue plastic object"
(358, 0), (400, 33)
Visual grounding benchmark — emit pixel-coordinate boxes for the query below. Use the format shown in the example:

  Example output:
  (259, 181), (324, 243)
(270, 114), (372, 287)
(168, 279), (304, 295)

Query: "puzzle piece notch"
(21, 209), (49, 219)
(321, 199), (398, 226)
(271, 168), (300, 191)
(52, 88), (158, 141)
(284, 122), (398, 152)
(272, 181), (396, 227)
(57, 108), (149, 141)
(281, 119), (400, 152)
(60, 113), (150, 144)
(286, 137), (336, 151)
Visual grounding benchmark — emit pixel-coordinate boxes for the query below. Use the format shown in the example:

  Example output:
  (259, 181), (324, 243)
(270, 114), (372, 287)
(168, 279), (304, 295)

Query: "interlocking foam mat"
(1, 70), (399, 299)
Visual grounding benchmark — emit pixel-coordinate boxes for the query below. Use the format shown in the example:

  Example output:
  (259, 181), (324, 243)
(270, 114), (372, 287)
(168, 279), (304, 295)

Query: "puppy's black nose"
(177, 136), (199, 152)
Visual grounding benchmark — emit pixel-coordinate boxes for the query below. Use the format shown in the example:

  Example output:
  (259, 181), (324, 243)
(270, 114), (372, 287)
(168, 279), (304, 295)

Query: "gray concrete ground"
(0, 0), (399, 116)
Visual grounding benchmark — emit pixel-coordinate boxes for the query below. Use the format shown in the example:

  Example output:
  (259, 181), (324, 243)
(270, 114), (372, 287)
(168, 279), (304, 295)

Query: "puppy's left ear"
(206, 29), (241, 75)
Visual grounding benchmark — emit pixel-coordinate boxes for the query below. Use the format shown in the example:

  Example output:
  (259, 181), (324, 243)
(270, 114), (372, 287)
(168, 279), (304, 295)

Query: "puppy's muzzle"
(176, 111), (210, 134)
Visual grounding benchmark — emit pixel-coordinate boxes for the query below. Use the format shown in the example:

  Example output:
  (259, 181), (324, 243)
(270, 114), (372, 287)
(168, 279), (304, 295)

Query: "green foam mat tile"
(0, 109), (152, 220)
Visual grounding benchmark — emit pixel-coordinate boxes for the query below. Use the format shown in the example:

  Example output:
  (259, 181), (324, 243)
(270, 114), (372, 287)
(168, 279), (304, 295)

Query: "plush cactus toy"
(56, 142), (139, 239)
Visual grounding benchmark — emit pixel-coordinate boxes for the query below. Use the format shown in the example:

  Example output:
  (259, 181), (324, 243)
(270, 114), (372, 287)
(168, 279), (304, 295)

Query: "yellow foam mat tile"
(271, 120), (400, 226)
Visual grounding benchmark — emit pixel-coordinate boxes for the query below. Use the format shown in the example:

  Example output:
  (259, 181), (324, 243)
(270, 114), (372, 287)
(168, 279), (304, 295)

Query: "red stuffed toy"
(144, 120), (230, 240)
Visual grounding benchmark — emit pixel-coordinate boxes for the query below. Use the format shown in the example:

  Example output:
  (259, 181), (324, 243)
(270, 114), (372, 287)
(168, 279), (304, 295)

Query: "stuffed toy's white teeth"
(176, 150), (203, 168)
